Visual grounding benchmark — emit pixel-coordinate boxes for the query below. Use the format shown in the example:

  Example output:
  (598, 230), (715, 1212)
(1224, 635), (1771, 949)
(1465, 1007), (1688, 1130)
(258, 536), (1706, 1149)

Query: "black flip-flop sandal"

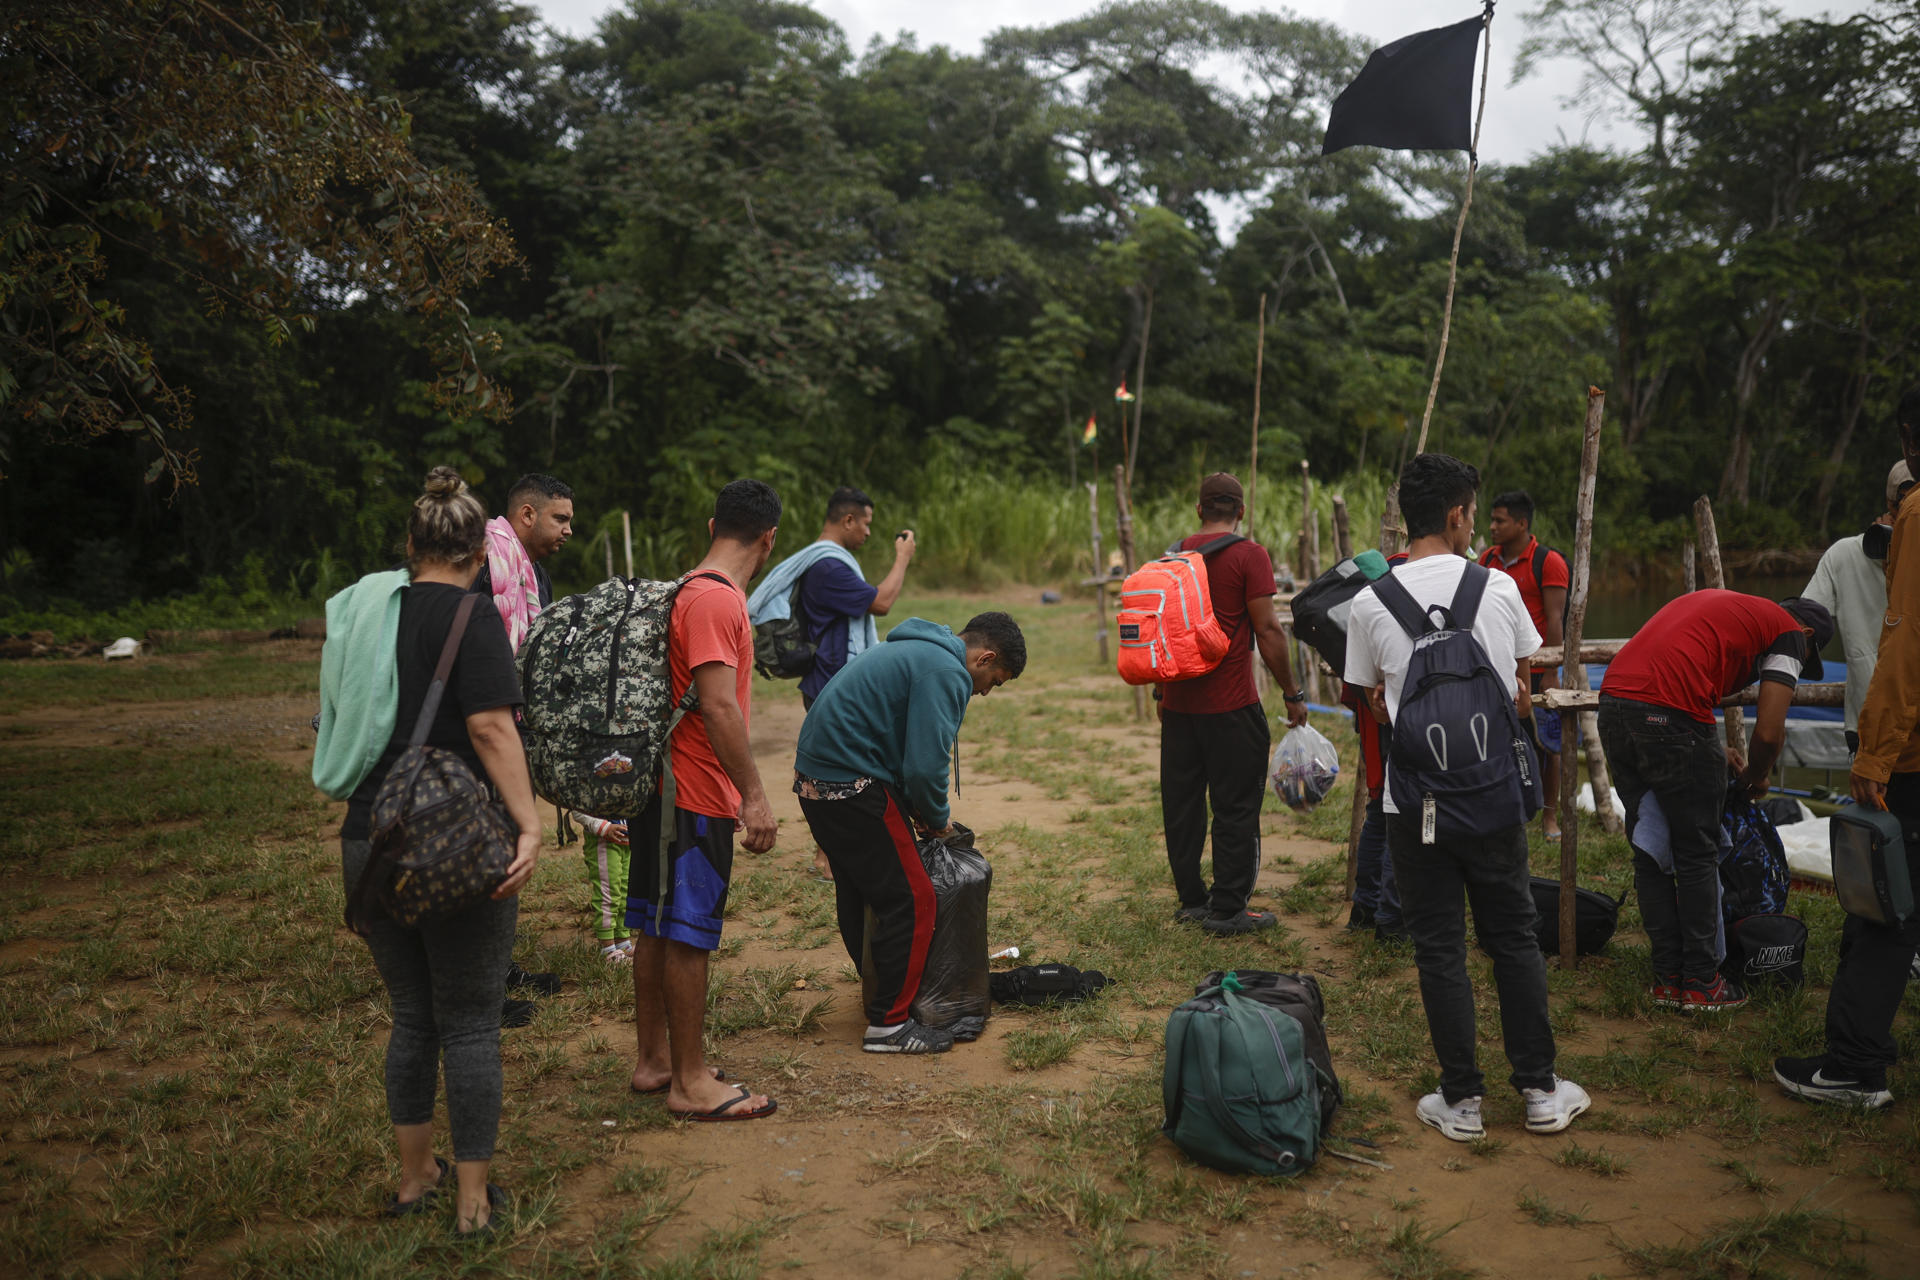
(669, 1085), (777, 1123)
(631, 1067), (726, 1096)
(382, 1156), (451, 1219)
(455, 1183), (510, 1240)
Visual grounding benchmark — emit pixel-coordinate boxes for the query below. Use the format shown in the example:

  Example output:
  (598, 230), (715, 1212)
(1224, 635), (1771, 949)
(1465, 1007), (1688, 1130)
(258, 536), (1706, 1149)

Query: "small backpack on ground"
(349, 594), (516, 933)
(518, 571), (727, 817)
(1720, 790), (1790, 925)
(1116, 534), (1243, 685)
(1198, 970), (1342, 1131)
(1368, 565), (1542, 841)
(1725, 914), (1807, 989)
(990, 964), (1113, 1005)
(1290, 550), (1391, 677)
(752, 580), (815, 680)
(1526, 877), (1625, 956)
(1163, 973), (1327, 1177)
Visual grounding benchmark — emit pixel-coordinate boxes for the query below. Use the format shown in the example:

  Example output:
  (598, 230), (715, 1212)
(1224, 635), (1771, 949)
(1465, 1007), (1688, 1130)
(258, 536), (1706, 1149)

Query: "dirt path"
(4, 647), (1916, 1278)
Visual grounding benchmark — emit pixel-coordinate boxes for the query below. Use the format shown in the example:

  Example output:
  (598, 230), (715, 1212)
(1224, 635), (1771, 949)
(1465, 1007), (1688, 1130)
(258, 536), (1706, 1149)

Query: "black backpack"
(1369, 565), (1542, 841)
(752, 581), (815, 680)
(989, 964), (1113, 1005)
(1198, 970), (1342, 1131)
(1290, 553), (1387, 677)
(1720, 790), (1790, 924)
(1527, 877), (1625, 956)
(1725, 914), (1807, 989)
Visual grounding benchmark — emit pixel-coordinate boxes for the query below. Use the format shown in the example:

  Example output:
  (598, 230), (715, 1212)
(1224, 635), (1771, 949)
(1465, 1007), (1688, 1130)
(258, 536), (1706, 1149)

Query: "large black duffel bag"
(1528, 877), (1625, 956)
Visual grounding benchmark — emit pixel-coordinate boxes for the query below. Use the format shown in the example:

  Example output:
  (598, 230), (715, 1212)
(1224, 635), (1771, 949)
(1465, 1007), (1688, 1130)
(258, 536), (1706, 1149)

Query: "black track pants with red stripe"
(798, 783), (936, 1026)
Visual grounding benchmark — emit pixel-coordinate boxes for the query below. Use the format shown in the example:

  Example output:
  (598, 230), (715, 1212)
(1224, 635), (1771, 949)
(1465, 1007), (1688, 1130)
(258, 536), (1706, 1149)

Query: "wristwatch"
(1283, 690), (1306, 704)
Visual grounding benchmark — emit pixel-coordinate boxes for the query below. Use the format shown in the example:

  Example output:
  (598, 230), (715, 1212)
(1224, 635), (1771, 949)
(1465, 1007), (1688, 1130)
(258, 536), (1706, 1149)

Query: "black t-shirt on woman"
(342, 582), (524, 840)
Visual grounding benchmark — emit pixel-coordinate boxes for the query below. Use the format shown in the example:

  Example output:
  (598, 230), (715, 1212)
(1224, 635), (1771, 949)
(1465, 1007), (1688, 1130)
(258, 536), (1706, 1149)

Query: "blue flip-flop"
(670, 1084), (777, 1123)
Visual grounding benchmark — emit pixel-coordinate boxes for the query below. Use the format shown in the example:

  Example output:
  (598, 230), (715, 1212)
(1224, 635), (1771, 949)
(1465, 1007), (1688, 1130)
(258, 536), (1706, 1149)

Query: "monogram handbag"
(347, 594), (516, 933)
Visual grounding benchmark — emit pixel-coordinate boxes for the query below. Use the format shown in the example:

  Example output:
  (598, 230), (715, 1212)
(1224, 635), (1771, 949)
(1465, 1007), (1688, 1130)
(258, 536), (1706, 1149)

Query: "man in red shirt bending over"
(1599, 591), (1833, 1013)
(1158, 472), (1309, 935)
(1479, 490), (1570, 841)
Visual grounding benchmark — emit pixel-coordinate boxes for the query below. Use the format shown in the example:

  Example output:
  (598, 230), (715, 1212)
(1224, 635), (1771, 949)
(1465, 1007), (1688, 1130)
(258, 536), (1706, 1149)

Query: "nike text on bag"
(1725, 913), (1807, 989)
(1290, 550), (1390, 676)
(1369, 565), (1541, 841)
(1116, 534), (1243, 686)
(1162, 973), (1327, 1177)
(349, 594), (516, 933)
(517, 572), (726, 817)
(1829, 806), (1915, 926)
(752, 581), (815, 680)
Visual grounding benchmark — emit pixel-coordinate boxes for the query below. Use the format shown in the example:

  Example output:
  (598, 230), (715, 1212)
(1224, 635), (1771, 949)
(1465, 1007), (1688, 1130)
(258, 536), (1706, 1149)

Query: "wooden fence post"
(1088, 482), (1108, 665)
(1682, 541), (1697, 593)
(1695, 496), (1746, 758)
(1559, 388), (1606, 968)
(1116, 466), (1145, 720)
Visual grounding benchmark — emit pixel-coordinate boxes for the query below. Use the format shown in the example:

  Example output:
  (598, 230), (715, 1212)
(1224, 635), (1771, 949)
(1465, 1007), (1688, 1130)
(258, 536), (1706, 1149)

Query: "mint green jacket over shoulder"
(313, 569), (409, 799)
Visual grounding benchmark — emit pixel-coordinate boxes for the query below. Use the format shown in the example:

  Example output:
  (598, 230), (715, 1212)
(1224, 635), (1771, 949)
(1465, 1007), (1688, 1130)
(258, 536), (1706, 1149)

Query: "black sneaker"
(1346, 904), (1377, 932)
(863, 1020), (955, 1054)
(1373, 922), (1411, 947)
(506, 963), (561, 996)
(501, 998), (536, 1029)
(1201, 909), (1277, 935)
(1173, 905), (1210, 924)
(1773, 1055), (1893, 1110)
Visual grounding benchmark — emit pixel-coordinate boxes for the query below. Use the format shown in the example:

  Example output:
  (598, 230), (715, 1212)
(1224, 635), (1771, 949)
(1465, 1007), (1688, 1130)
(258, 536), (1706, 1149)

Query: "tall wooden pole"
(1696, 496), (1746, 757)
(604, 530), (615, 581)
(622, 509), (634, 580)
(1380, 484), (1404, 557)
(1414, 2), (1495, 457)
(1248, 292), (1267, 534)
(1115, 466), (1145, 720)
(1558, 388), (1606, 968)
(1088, 482), (1108, 665)
(1682, 541), (1697, 593)
(1333, 494), (1366, 901)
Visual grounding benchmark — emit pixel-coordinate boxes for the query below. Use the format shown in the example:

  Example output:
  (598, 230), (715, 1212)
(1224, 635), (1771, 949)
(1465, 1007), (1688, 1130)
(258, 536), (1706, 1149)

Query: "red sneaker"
(1678, 974), (1747, 1012)
(1647, 974), (1683, 1007)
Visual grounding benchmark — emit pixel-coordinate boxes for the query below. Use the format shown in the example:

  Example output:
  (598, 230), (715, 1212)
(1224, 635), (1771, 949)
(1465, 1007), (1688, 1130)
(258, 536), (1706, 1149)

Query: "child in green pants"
(578, 814), (634, 963)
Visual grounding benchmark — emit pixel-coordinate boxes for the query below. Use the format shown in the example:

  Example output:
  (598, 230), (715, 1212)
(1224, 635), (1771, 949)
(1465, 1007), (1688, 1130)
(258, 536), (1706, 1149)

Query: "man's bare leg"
(630, 935), (765, 1113)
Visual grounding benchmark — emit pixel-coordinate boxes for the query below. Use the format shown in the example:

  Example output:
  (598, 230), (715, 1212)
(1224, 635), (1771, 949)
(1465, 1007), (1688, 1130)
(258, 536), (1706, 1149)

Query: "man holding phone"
(1777, 388), (1920, 1111)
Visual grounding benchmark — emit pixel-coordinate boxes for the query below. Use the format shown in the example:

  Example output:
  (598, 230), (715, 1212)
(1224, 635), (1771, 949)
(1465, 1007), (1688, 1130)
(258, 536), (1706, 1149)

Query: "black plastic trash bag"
(863, 824), (992, 1040)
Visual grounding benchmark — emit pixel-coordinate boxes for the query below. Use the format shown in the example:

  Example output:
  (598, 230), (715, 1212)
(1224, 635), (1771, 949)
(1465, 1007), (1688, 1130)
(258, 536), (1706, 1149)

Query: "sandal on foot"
(601, 941), (634, 966)
(631, 1067), (726, 1096)
(455, 1183), (510, 1239)
(382, 1156), (451, 1219)
(670, 1085), (777, 1122)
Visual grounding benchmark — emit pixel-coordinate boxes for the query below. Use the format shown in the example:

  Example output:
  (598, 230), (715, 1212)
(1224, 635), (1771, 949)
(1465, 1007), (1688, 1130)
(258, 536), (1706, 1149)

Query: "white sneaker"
(1523, 1076), (1592, 1134)
(1416, 1092), (1484, 1142)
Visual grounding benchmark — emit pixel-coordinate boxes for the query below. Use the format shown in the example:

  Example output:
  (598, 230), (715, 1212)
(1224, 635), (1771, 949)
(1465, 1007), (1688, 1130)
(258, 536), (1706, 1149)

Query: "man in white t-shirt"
(1345, 452), (1590, 1143)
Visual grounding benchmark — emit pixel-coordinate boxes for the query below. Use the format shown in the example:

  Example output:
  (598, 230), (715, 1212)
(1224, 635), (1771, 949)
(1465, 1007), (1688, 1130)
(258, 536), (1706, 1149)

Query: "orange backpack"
(1116, 535), (1243, 685)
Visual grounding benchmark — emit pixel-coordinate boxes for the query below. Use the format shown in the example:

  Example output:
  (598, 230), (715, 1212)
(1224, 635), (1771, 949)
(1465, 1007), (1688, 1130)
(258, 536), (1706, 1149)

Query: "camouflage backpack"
(518, 571), (726, 817)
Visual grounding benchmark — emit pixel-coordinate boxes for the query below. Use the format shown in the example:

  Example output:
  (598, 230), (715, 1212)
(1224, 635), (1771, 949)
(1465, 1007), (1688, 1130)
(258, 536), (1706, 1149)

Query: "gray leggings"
(342, 839), (518, 1161)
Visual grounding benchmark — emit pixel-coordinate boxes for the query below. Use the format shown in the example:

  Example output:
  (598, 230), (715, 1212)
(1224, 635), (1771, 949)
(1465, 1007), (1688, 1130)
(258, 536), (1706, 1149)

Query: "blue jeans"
(1352, 797), (1401, 927)
(1387, 814), (1557, 1103)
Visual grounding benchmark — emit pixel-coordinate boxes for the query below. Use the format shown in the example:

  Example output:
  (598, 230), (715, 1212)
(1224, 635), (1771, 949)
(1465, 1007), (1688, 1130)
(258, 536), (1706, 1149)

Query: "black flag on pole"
(1321, 14), (1483, 156)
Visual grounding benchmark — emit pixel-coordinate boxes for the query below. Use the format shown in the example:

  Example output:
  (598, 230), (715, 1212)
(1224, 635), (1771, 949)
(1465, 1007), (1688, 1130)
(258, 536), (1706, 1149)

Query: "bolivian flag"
(1082, 413), (1097, 445)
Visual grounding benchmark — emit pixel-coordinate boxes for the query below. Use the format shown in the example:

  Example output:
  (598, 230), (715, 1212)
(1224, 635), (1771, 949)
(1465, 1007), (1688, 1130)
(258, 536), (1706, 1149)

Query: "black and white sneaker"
(1773, 1055), (1893, 1110)
(863, 1020), (955, 1054)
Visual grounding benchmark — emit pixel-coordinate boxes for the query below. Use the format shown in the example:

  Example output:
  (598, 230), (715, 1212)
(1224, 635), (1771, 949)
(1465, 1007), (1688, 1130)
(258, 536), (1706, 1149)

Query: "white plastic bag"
(1270, 724), (1341, 812)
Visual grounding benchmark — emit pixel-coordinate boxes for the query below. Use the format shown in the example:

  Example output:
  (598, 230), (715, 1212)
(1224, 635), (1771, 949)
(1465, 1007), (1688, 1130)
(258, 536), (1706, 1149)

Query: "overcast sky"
(530, 0), (1856, 165)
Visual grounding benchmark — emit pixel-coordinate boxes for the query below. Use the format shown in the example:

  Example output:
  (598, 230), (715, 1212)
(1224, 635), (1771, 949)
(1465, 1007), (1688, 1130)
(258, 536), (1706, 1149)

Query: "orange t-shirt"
(668, 572), (753, 819)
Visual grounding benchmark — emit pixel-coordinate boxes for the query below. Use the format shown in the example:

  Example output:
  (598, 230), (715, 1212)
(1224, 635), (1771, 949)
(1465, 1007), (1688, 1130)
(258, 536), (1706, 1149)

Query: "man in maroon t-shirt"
(1598, 590), (1832, 1012)
(1157, 472), (1308, 934)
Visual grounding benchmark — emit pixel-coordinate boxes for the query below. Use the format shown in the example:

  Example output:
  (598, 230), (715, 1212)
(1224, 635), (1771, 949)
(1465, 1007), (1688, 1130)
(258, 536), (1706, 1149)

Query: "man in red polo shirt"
(1479, 491), (1569, 840)
(1598, 591), (1833, 1013)
(1157, 472), (1309, 935)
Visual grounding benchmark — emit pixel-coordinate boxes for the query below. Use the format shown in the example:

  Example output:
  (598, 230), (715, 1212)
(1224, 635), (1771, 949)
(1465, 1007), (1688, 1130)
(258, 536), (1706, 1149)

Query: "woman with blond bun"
(317, 466), (541, 1237)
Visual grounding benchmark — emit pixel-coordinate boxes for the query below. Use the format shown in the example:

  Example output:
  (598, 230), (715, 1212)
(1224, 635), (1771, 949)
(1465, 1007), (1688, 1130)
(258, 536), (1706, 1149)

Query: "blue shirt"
(798, 558), (878, 699)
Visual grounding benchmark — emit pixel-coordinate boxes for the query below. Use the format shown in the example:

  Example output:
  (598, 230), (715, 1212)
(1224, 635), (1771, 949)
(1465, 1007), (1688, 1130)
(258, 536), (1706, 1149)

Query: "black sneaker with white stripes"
(1773, 1055), (1893, 1110)
(863, 1019), (955, 1054)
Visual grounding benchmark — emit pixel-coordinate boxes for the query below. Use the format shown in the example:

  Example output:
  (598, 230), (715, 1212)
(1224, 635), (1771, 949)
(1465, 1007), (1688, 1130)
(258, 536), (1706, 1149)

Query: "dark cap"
(1199, 472), (1244, 505)
(1777, 597), (1836, 679)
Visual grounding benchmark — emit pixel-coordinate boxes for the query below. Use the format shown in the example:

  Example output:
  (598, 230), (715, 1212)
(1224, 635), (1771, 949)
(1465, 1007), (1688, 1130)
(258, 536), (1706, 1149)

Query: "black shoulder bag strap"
(345, 592), (482, 934)
(1368, 569), (1439, 642)
(1447, 562), (1490, 634)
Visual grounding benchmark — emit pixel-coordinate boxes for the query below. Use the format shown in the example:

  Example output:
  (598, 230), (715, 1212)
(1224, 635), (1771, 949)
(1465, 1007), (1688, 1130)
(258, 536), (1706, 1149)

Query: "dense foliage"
(4, 0), (1917, 617)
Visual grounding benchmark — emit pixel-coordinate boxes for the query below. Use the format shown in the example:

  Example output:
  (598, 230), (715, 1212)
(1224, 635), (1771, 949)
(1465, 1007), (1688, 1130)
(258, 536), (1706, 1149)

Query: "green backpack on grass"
(1162, 972), (1327, 1177)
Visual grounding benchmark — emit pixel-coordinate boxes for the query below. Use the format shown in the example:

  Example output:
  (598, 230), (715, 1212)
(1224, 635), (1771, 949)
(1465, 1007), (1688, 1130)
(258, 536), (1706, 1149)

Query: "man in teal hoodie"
(794, 612), (1026, 1054)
